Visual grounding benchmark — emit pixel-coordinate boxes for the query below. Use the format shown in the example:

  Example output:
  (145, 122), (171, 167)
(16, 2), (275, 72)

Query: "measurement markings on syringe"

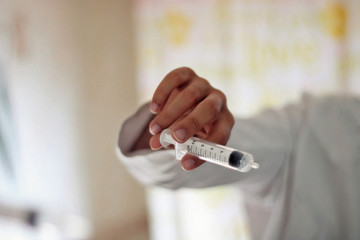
(187, 143), (227, 164)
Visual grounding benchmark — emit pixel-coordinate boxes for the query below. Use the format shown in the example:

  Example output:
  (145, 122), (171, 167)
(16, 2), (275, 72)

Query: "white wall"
(77, 1), (148, 239)
(7, 0), (148, 239)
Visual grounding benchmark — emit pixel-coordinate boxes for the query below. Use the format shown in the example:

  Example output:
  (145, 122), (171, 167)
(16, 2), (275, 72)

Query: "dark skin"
(134, 67), (235, 170)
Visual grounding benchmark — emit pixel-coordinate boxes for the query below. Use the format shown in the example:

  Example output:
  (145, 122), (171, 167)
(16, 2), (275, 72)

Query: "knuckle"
(229, 114), (235, 127)
(184, 79), (211, 101)
(184, 87), (201, 101)
(215, 89), (226, 102)
(178, 67), (195, 77)
(188, 116), (201, 131)
(205, 99), (221, 121)
(224, 109), (235, 127)
(196, 78), (211, 93)
(170, 67), (195, 82)
(196, 77), (210, 87)
(217, 131), (229, 144)
(170, 71), (183, 84)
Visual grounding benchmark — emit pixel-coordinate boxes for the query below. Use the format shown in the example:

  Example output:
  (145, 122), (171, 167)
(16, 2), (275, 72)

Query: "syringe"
(160, 129), (259, 172)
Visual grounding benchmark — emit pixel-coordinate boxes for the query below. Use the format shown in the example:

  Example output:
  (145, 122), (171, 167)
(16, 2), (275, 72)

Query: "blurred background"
(0, 0), (359, 240)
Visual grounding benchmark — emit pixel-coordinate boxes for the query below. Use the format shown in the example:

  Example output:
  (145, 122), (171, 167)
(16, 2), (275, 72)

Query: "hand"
(148, 67), (235, 170)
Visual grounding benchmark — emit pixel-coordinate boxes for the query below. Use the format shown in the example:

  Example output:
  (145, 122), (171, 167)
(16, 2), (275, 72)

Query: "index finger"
(150, 67), (196, 114)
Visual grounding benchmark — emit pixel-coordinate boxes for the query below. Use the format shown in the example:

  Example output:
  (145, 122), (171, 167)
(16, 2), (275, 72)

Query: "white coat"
(117, 94), (360, 240)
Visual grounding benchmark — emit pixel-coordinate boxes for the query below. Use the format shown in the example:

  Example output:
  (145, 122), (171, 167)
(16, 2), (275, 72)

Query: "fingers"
(149, 111), (188, 150)
(149, 131), (204, 170)
(180, 117), (234, 170)
(171, 90), (225, 142)
(149, 134), (162, 150)
(148, 67), (235, 172)
(150, 105), (234, 171)
(204, 115), (234, 145)
(149, 76), (211, 135)
(150, 67), (196, 114)
(181, 117), (234, 170)
(181, 154), (205, 170)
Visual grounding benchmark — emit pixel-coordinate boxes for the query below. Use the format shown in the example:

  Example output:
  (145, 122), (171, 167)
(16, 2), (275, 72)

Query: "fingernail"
(150, 144), (162, 150)
(182, 158), (195, 170)
(150, 124), (161, 135)
(150, 102), (160, 114)
(174, 129), (186, 142)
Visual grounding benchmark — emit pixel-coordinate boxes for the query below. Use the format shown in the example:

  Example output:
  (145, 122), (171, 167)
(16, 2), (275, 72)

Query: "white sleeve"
(117, 95), (311, 190)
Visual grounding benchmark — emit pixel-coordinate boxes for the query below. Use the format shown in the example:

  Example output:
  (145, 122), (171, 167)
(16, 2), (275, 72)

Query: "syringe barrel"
(160, 129), (258, 173)
(176, 136), (257, 173)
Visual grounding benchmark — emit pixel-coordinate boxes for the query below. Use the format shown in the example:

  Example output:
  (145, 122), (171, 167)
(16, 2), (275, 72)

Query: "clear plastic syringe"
(160, 129), (259, 172)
